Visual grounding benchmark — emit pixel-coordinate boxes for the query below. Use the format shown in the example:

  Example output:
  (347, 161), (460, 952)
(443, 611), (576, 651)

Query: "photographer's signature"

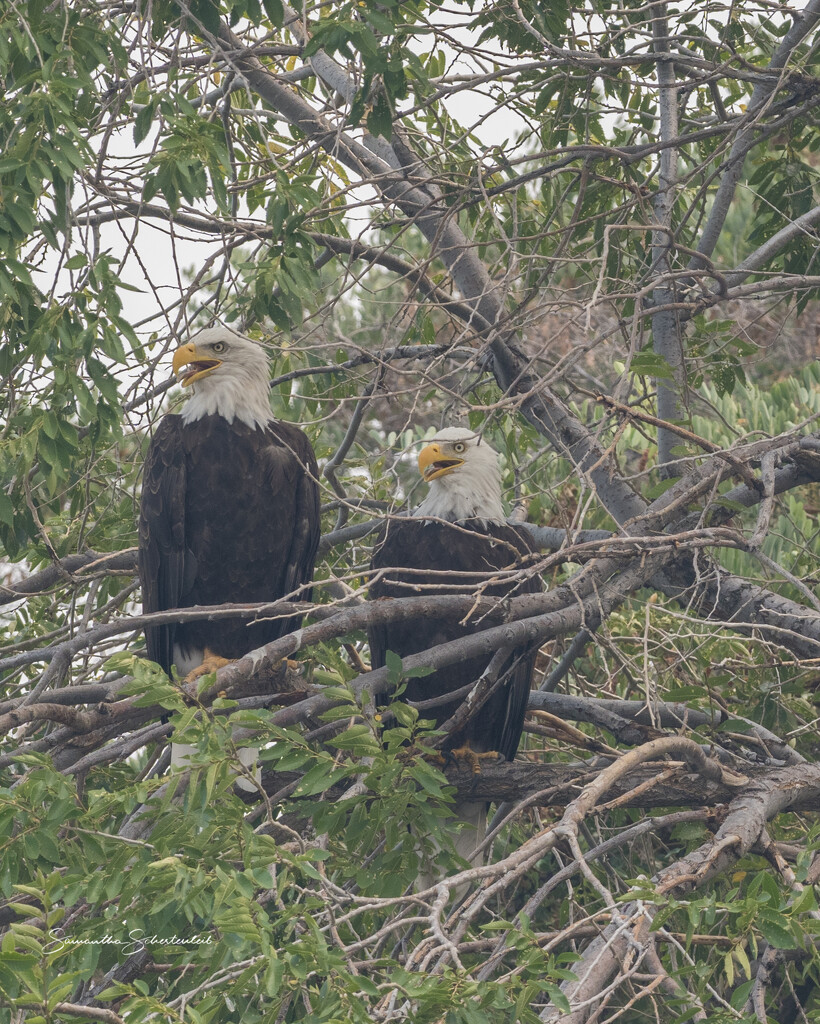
(46, 929), (213, 955)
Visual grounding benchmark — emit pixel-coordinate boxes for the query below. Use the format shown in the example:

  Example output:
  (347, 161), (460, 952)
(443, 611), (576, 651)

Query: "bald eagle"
(138, 326), (320, 786)
(368, 427), (542, 872)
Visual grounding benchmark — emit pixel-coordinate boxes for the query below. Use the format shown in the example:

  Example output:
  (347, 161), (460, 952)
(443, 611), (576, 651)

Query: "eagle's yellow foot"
(183, 649), (233, 684)
(447, 743), (502, 776)
(284, 658), (300, 672)
(395, 747), (447, 768)
(423, 750), (447, 767)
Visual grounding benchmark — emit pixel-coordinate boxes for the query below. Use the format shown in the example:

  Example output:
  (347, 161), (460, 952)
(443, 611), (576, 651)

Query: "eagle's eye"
(211, 341), (227, 354)
(453, 442), (466, 454)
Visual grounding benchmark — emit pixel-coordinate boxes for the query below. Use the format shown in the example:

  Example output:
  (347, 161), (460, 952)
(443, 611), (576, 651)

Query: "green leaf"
(0, 492), (14, 528)
(388, 702), (417, 728)
(134, 101), (155, 146)
(730, 979), (755, 1010)
(385, 650), (404, 685)
(757, 910), (799, 949)
(319, 685), (358, 705)
(405, 664), (434, 679)
(365, 9), (394, 34)
(630, 351), (677, 381)
(328, 724), (381, 756)
(265, 955), (283, 996)
(366, 93), (391, 138)
(293, 762), (350, 797)
(541, 983), (571, 1015)
(262, 0), (284, 26)
(790, 885), (817, 914)
(185, 0), (221, 35)
(643, 476), (678, 499)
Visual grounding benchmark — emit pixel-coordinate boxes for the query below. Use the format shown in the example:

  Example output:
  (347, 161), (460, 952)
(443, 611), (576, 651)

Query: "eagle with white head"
(138, 325), (320, 788)
(414, 427), (505, 522)
(368, 426), (542, 878)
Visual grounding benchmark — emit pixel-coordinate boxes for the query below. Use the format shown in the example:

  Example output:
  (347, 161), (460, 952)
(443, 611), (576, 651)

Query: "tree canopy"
(4, 0), (820, 1021)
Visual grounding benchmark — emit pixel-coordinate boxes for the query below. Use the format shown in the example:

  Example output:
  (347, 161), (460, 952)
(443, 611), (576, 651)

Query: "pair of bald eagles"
(138, 327), (541, 863)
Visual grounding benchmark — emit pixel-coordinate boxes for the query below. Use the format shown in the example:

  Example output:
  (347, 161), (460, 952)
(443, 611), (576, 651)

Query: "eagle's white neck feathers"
(180, 327), (274, 430)
(414, 428), (505, 522)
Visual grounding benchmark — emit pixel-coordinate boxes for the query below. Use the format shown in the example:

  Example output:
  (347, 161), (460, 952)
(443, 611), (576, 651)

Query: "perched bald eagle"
(138, 326), (320, 785)
(368, 427), (542, 873)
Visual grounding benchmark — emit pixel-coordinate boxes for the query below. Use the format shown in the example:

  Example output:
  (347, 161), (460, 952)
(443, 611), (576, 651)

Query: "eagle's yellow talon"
(182, 649), (233, 684)
(448, 743), (502, 775)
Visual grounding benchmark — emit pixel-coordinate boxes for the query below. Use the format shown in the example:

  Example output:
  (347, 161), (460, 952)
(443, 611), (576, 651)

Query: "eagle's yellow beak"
(172, 342), (222, 387)
(418, 442), (465, 482)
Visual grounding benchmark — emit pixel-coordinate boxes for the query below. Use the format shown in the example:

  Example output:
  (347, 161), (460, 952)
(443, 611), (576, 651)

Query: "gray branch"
(692, 0), (820, 267)
(651, 9), (684, 474)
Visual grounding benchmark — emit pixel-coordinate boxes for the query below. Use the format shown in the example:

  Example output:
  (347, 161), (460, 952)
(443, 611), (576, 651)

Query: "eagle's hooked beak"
(172, 342), (222, 387)
(418, 442), (465, 482)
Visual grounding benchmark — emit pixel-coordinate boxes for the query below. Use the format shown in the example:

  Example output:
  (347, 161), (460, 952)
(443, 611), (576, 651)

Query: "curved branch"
(0, 550), (138, 607)
(692, 0), (820, 267)
(724, 202), (820, 287)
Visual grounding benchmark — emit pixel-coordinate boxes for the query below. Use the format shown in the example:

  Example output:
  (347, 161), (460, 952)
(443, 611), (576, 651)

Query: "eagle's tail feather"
(452, 799), (488, 864)
(170, 738), (260, 793)
(417, 799), (487, 893)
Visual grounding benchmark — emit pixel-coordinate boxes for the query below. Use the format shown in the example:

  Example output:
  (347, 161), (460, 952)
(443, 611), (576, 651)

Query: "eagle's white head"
(174, 326), (273, 429)
(413, 427), (505, 522)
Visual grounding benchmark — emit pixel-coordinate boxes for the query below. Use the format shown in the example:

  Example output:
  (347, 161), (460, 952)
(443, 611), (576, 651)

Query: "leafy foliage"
(3, 1), (820, 1022)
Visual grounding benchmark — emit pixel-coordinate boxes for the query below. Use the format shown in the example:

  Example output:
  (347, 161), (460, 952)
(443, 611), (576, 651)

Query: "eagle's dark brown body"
(138, 413), (319, 674)
(368, 517), (542, 760)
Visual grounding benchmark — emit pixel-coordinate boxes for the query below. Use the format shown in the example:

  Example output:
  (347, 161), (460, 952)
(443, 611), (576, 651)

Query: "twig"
(323, 369), (384, 531)
(749, 449), (777, 549)
(51, 1005), (124, 1024)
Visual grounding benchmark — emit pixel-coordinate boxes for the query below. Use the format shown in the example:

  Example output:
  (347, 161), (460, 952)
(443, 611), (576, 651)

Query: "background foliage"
(4, 0), (820, 1021)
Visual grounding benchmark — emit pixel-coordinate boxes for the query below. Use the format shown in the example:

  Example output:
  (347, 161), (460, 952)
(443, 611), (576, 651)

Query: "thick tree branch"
(269, 758), (817, 813)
